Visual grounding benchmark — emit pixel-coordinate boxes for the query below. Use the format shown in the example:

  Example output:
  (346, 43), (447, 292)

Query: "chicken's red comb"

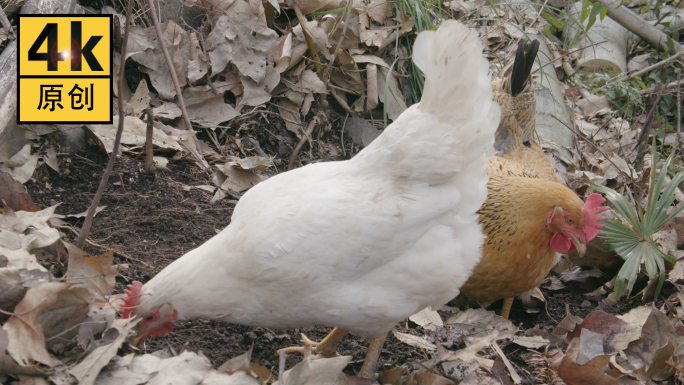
(120, 281), (143, 319)
(582, 194), (610, 241)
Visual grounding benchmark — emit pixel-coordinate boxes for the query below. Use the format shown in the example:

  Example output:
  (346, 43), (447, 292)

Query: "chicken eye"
(567, 217), (574, 224)
(146, 314), (156, 321)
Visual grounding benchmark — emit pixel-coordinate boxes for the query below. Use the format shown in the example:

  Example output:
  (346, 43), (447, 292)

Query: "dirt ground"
(25, 137), (655, 382)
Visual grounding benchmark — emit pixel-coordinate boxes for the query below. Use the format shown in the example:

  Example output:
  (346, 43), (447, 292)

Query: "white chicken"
(120, 20), (500, 378)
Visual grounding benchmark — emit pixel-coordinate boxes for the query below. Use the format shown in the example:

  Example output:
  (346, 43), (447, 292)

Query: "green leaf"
(581, 0), (591, 21)
(587, 3), (605, 29)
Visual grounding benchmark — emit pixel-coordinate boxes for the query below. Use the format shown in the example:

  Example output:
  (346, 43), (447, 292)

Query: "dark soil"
(26, 136), (649, 382)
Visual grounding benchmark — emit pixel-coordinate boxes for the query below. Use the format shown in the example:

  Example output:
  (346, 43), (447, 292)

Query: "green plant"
(592, 144), (684, 299)
(566, 0), (607, 48)
(567, 73), (645, 118)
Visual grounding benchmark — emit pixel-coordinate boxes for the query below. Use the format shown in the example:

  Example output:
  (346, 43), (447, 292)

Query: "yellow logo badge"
(17, 15), (113, 124)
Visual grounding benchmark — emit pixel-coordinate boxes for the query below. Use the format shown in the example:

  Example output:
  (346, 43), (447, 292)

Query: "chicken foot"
(277, 327), (349, 358)
(500, 297), (514, 319)
(358, 333), (388, 379)
(277, 328), (388, 378)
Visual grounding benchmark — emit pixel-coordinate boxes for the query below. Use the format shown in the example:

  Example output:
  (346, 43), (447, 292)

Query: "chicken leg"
(358, 333), (388, 379)
(278, 328), (387, 379)
(277, 328), (349, 358)
(500, 297), (514, 319)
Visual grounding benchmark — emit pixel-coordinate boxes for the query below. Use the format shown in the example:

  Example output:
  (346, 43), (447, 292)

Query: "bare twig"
(423, 331), (498, 369)
(288, 119), (318, 170)
(594, 0), (683, 52)
(531, 41), (608, 75)
(324, 0), (354, 81)
(330, 88), (355, 115)
(491, 341), (521, 384)
(528, 0), (550, 31)
(551, 114), (641, 192)
(292, 4), (321, 71)
(341, 113), (348, 157)
(640, 78), (684, 94)
(0, 7), (14, 40)
(616, 51), (682, 84)
(678, 68), (682, 154)
(66, 225), (158, 272)
(146, 0), (207, 169)
(634, 85), (665, 171)
(76, 0), (135, 248)
(144, 107), (155, 173)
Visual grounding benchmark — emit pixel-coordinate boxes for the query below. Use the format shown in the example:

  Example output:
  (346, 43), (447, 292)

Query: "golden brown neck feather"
(479, 177), (585, 245)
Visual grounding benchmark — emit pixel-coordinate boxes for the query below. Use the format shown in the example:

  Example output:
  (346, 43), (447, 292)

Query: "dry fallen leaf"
(0, 171), (40, 212)
(0, 329), (46, 376)
(218, 164), (265, 193)
(285, 70), (328, 95)
(65, 244), (118, 301)
(3, 282), (71, 366)
(186, 94), (240, 129)
(551, 337), (618, 385)
(83, 116), (182, 154)
(39, 285), (90, 350)
(413, 369), (453, 385)
(12, 204), (63, 250)
(233, 156), (274, 171)
(43, 147), (59, 173)
(218, 346), (252, 374)
(0, 281), (27, 322)
(366, 64), (379, 111)
(511, 335), (551, 349)
(278, 98), (302, 136)
(409, 307), (443, 331)
(77, 306), (117, 349)
(127, 79), (151, 116)
(0, 153), (39, 184)
(624, 306), (677, 381)
(566, 309), (639, 352)
(118, 350), (258, 385)
(377, 67), (407, 120)
(297, 0), (343, 15)
(393, 330), (437, 350)
(208, 13), (279, 84)
(281, 356), (354, 385)
(68, 319), (139, 385)
(446, 308), (517, 340)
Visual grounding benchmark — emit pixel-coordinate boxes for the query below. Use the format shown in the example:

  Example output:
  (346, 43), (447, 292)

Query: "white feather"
(138, 21), (500, 337)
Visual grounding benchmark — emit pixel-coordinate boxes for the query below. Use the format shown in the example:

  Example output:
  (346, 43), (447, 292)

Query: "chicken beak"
(572, 238), (587, 257)
(133, 330), (150, 346)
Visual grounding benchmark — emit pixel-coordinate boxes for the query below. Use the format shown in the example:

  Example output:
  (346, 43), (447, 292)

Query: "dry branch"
(144, 107), (155, 173)
(293, 5), (322, 72)
(76, 0), (135, 248)
(594, 0), (683, 52)
(619, 51), (682, 83)
(288, 119), (318, 170)
(146, 0), (207, 170)
(634, 84), (665, 171)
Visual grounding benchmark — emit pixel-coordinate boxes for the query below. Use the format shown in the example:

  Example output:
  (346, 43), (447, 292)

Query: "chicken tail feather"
(353, 20), (499, 187)
(510, 40), (540, 97)
(412, 21), (499, 125)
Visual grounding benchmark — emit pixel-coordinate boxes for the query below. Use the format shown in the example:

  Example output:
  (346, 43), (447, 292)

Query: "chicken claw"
(277, 328), (348, 358)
